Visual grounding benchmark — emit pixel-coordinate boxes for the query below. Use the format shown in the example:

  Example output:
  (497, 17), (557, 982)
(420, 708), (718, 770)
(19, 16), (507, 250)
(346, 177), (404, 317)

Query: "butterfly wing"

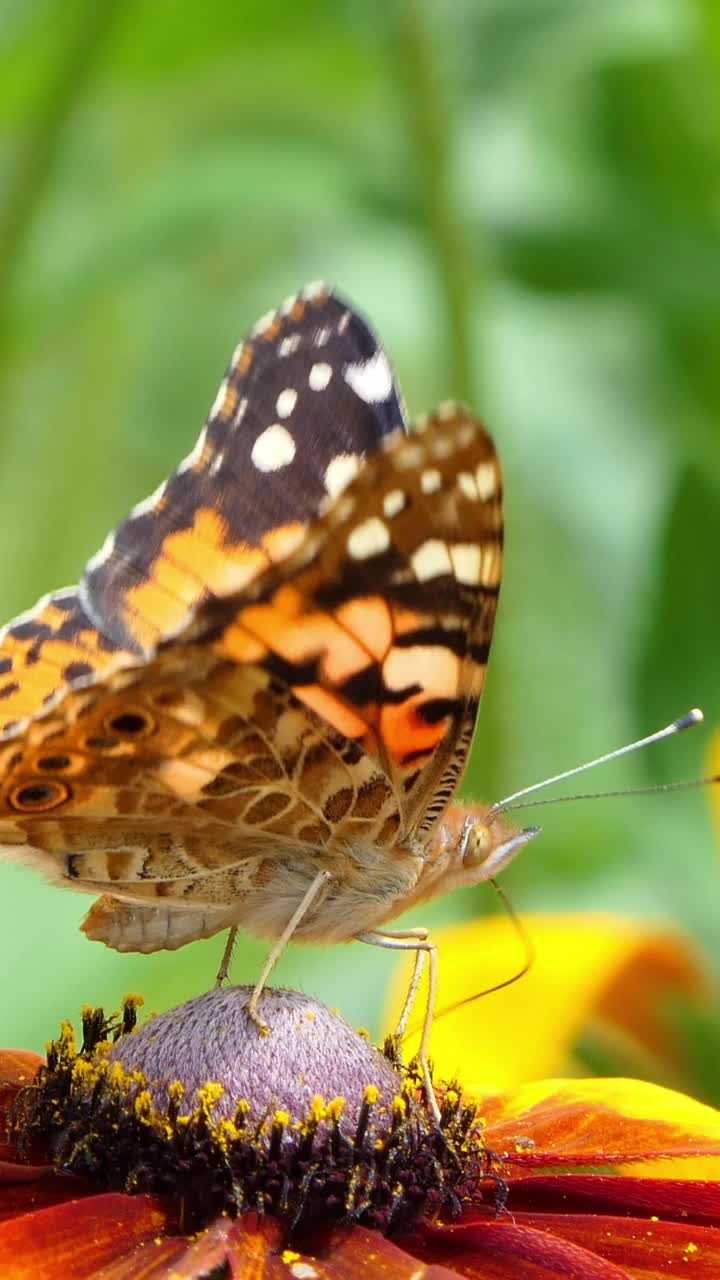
(192, 402), (503, 842)
(0, 588), (138, 740)
(0, 406), (500, 879)
(80, 283), (407, 655)
(0, 289), (502, 954)
(0, 285), (406, 743)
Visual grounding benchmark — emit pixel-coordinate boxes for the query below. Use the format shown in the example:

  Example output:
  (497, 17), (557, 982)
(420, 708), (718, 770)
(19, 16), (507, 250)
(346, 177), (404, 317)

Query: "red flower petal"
(421, 1210), (720, 1279)
(97, 1214), (472, 1279)
(502, 1174), (720, 1224)
(0, 1048), (49, 1178)
(419, 1217), (632, 1279)
(0, 1192), (173, 1278)
(0, 1174), (95, 1224)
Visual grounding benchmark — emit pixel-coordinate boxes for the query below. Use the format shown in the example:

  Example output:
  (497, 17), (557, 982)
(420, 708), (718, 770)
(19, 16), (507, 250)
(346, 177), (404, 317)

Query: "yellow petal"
(384, 912), (705, 1091)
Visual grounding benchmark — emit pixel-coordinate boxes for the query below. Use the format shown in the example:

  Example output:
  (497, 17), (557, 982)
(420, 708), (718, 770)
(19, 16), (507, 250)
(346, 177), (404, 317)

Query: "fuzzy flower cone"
(4, 982), (720, 1279)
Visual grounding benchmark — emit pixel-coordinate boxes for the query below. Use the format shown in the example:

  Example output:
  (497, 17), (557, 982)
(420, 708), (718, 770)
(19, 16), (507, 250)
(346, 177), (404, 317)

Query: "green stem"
(0, 0), (126, 355)
(395, 0), (477, 404)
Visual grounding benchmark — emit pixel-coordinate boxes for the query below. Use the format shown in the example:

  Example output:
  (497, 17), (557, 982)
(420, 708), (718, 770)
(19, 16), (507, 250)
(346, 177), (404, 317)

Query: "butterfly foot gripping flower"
(5, 988), (720, 1279)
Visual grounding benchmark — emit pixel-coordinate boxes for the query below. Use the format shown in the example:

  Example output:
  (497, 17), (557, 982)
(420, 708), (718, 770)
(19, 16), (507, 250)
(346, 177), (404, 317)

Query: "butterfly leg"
(215, 926), (239, 987)
(356, 927), (440, 1123)
(248, 869), (332, 1035)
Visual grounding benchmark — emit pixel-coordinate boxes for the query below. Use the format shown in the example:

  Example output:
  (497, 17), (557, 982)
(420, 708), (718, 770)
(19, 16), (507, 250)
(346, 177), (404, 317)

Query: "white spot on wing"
(324, 452), (361, 497)
(450, 543), (482, 585)
(411, 539), (453, 582)
(475, 461), (496, 500)
(279, 334), (301, 357)
(393, 442), (426, 471)
(343, 349), (393, 404)
(314, 326), (331, 346)
(382, 488), (406, 518)
(347, 516), (390, 560)
(276, 388), (297, 418)
(302, 280), (326, 300)
(309, 362), (332, 391)
(85, 531), (116, 574)
(252, 309), (276, 336)
(210, 378), (228, 419)
(177, 425), (208, 474)
(457, 472), (478, 500)
(251, 424), (296, 472)
(420, 468), (442, 495)
(129, 481), (167, 519)
(429, 434), (454, 460)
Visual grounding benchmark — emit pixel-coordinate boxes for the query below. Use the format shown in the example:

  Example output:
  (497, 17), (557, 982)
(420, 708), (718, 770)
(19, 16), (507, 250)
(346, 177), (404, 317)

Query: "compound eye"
(463, 824), (492, 868)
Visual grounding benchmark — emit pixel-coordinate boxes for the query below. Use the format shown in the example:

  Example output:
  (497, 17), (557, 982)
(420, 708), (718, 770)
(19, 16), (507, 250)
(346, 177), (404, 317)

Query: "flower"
(386, 913), (709, 1093)
(3, 987), (720, 1278)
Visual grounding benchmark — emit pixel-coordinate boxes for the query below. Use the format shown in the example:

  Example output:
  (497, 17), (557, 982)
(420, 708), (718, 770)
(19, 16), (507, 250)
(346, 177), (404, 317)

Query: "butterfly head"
(414, 803), (541, 906)
(457, 811), (541, 882)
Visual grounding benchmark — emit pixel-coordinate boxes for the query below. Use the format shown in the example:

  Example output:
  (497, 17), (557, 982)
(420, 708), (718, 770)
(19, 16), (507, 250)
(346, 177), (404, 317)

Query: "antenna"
(490, 708), (704, 817)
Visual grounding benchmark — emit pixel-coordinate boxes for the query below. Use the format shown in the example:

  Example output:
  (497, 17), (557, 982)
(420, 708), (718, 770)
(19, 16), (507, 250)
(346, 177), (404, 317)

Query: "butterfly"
(0, 284), (535, 1114)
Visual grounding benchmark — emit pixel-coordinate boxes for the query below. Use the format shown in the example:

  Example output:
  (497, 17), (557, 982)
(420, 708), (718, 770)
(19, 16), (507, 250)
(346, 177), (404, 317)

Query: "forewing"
(80, 284), (407, 655)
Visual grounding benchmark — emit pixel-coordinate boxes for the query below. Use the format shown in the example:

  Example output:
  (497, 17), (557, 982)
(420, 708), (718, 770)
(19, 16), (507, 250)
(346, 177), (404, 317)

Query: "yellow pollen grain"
(197, 1082), (224, 1114)
(355, 1026), (370, 1040)
(364, 1084), (380, 1105)
(327, 1097), (345, 1121)
(392, 1095), (407, 1116)
(309, 1096), (327, 1124)
(134, 1090), (155, 1123)
(685, 1242), (698, 1254)
(274, 1109), (290, 1126)
(282, 1251), (301, 1265)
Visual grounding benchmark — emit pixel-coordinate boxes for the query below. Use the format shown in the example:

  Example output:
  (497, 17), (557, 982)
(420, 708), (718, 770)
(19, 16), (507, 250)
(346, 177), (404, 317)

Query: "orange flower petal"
(0, 1192), (173, 1279)
(385, 913), (706, 1090)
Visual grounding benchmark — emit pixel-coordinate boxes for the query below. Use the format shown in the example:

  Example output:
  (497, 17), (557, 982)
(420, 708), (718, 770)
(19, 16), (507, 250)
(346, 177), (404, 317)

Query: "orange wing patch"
(0, 589), (135, 739)
(121, 511), (306, 652)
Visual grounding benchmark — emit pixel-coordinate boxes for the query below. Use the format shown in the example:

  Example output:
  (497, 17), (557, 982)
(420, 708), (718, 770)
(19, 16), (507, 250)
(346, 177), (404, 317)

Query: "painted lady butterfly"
(0, 284), (536, 1111)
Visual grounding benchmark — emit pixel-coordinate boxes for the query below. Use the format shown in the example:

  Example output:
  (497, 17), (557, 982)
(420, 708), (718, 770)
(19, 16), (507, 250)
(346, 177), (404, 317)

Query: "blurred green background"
(1, 0), (718, 1095)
